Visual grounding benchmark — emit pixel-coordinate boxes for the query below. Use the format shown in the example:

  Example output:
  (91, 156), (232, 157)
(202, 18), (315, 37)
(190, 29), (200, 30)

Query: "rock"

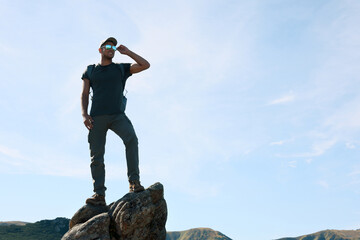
(69, 204), (109, 229)
(62, 213), (111, 240)
(109, 182), (167, 240)
(62, 182), (167, 240)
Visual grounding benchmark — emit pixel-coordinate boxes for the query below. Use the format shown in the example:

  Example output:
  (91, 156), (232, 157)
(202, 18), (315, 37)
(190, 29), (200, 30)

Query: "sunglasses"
(102, 45), (117, 50)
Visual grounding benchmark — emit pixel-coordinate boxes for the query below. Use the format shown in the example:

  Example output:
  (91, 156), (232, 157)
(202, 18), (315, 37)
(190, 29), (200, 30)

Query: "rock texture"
(69, 204), (109, 229)
(109, 182), (167, 240)
(62, 213), (111, 240)
(62, 182), (167, 240)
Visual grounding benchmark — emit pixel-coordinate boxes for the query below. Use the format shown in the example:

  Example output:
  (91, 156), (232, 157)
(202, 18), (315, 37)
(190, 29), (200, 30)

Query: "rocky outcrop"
(109, 182), (167, 240)
(69, 204), (109, 229)
(62, 182), (167, 240)
(62, 213), (110, 240)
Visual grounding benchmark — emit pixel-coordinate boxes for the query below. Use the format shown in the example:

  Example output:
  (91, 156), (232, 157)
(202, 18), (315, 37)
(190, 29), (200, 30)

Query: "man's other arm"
(81, 78), (93, 129)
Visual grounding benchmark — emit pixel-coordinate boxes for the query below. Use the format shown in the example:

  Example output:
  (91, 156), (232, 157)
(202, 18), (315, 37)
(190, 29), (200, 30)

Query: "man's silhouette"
(81, 37), (150, 206)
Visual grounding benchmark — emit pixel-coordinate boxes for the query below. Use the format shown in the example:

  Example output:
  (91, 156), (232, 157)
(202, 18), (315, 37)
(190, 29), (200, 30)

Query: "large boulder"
(109, 182), (167, 240)
(69, 204), (109, 229)
(62, 213), (111, 240)
(62, 182), (167, 240)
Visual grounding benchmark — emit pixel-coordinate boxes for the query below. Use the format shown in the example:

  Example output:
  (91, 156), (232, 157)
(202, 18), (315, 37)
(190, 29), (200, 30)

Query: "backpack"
(86, 64), (127, 112)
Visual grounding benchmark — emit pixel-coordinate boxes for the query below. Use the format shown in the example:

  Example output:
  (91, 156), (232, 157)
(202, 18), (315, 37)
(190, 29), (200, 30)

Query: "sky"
(0, 0), (360, 239)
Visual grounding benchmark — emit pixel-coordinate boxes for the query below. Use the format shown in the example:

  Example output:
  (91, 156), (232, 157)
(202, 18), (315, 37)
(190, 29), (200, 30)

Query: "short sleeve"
(123, 63), (132, 80)
(81, 66), (90, 80)
(116, 63), (132, 87)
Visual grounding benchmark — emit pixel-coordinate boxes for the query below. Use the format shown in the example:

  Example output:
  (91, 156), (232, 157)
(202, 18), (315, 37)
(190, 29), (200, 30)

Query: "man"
(81, 37), (150, 206)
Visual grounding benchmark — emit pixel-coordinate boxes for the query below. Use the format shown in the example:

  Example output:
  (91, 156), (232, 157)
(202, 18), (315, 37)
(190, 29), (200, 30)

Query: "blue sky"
(0, 0), (360, 239)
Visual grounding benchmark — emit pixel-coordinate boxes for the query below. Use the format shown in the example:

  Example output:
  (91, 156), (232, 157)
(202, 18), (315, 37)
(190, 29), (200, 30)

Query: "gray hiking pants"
(88, 113), (140, 196)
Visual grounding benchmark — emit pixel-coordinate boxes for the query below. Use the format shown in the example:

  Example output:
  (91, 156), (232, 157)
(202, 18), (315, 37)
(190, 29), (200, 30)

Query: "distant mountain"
(0, 218), (68, 240)
(0, 221), (29, 226)
(166, 228), (232, 240)
(0, 218), (232, 240)
(277, 229), (360, 240)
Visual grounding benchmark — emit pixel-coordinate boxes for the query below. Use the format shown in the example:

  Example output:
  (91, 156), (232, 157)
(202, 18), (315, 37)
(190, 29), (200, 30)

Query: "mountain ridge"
(0, 221), (29, 226)
(0, 218), (232, 240)
(277, 229), (360, 240)
(166, 227), (232, 240)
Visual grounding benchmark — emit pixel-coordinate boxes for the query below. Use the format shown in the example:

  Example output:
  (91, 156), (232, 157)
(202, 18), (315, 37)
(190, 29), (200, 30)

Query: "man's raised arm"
(117, 45), (150, 74)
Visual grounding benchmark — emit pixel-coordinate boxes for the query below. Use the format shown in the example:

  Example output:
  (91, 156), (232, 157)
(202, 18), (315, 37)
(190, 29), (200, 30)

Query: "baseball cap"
(100, 37), (117, 47)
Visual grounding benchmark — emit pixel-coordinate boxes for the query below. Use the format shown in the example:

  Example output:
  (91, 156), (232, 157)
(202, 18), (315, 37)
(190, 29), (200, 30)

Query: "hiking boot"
(129, 180), (145, 193)
(85, 194), (106, 206)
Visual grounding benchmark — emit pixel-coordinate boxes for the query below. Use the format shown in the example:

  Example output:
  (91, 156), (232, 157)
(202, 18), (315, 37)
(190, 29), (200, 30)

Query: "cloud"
(0, 140), (88, 178)
(265, 0), (360, 161)
(317, 180), (329, 189)
(0, 144), (26, 160)
(288, 160), (297, 168)
(268, 92), (295, 105)
(305, 158), (313, 164)
(295, 139), (337, 158)
(349, 170), (360, 177)
(323, 96), (360, 134)
(276, 138), (337, 159)
(0, 144), (26, 167)
(270, 140), (285, 146)
(311, 139), (337, 156)
(270, 137), (295, 146)
(346, 142), (356, 149)
(0, 42), (21, 58)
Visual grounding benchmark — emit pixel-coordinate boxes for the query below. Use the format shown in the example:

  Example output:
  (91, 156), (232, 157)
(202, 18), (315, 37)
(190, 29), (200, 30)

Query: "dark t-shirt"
(81, 63), (132, 117)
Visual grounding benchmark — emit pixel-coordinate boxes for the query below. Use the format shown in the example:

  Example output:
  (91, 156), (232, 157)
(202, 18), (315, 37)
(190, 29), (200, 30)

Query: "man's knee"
(90, 146), (105, 166)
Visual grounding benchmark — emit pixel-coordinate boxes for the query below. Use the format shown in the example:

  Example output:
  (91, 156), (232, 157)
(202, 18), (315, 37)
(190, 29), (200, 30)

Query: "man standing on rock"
(81, 37), (150, 206)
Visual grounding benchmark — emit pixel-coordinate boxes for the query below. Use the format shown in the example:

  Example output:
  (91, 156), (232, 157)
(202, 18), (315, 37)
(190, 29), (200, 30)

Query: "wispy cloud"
(305, 158), (313, 164)
(270, 140), (285, 146)
(317, 180), (329, 189)
(0, 144), (27, 167)
(0, 144), (26, 160)
(0, 142), (88, 178)
(276, 138), (337, 159)
(288, 160), (297, 168)
(268, 92), (295, 105)
(310, 139), (337, 156)
(0, 42), (22, 60)
(323, 96), (360, 133)
(296, 139), (337, 158)
(270, 137), (295, 146)
(346, 142), (356, 149)
(349, 170), (360, 177)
